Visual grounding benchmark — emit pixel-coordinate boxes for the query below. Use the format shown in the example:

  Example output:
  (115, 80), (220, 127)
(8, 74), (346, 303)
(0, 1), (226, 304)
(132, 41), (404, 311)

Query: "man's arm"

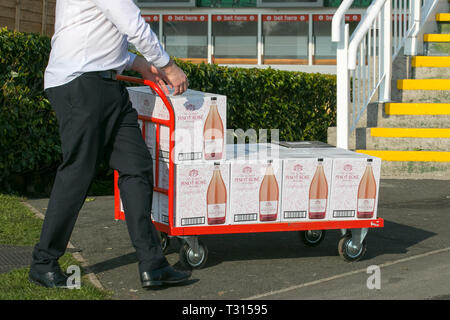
(91, 0), (188, 95)
(91, 0), (168, 68)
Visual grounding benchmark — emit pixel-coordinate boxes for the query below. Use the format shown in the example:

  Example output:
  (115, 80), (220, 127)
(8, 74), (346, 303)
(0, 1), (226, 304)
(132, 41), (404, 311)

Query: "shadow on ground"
(88, 218), (436, 272)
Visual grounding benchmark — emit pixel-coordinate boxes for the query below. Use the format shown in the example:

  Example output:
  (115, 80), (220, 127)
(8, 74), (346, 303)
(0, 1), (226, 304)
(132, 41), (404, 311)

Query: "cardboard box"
(320, 149), (382, 220)
(229, 159), (282, 224)
(281, 156), (333, 222)
(158, 162), (231, 227)
(128, 86), (227, 163)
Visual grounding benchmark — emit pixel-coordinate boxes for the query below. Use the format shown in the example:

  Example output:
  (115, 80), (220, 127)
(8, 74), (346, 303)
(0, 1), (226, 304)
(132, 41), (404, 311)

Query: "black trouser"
(31, 72), (169, 274)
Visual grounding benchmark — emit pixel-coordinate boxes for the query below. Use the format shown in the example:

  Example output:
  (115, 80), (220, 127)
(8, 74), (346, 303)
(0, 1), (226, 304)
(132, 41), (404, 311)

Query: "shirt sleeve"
(90, 0), (170, 68)
(125, 52), (137, 70)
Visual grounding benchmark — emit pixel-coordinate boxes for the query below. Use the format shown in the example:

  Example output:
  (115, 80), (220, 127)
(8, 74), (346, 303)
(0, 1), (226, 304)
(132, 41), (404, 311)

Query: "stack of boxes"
(117, 86), (381, 228)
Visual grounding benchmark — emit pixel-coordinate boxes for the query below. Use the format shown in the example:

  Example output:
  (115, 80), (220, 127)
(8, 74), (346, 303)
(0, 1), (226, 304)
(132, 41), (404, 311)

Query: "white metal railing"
(332, 0), (437, 149)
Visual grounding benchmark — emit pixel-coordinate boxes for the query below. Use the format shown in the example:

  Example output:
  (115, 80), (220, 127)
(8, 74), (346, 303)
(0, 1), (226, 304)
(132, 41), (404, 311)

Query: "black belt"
(97, 70), (117, 80)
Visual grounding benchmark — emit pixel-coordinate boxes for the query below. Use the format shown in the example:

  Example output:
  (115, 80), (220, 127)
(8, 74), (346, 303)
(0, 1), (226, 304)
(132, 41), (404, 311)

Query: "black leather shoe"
(141, 265), (192, 288)
(28, 268), (69, 289)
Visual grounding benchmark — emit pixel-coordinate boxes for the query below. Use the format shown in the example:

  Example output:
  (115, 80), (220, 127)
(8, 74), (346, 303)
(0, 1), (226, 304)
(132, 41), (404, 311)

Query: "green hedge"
(1, 28), (336, 194)
(173, 59), (336, 143)
(0, 28), (59, 194)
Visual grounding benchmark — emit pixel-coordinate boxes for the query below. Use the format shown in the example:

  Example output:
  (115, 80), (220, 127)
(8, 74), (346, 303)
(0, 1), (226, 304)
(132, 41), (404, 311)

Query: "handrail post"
(405, 0), (422, 56)
(336, 24), (350, 150)
(379, 0), (392, 102)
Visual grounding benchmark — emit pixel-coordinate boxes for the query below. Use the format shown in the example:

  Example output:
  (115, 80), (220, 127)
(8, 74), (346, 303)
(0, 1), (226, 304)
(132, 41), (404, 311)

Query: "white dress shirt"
(44, 0), (170, 89)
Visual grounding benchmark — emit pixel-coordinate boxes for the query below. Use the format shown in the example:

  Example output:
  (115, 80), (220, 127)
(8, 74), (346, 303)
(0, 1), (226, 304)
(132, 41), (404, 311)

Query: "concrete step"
(327, 127), (450, 151)
(359, 157), (450, 179)
(411, 56), (450, 80)
(426, 42), (450, 56)
(385, 103), (450, 115)
(355, 150), (450, 179)
(368, 128), (450, 151)
(370, 127), (450, 138)
(326, 131), (450, 178)
(356, 149), (450, 161)
(356, 103), (450, 128)
(413, 66), (450, 79)
(392, 85), (450, 103)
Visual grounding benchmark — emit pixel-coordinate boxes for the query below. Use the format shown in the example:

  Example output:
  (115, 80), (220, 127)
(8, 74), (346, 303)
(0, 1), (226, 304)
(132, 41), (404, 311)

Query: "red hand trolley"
(113, 75), (384, 269)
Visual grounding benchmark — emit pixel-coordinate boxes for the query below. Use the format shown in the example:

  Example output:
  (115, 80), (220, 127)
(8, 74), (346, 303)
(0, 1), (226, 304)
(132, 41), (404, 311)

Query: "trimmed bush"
(173, 59), (336, 143)
(1, 28), (336, 194)
(0, 28), (59, 194)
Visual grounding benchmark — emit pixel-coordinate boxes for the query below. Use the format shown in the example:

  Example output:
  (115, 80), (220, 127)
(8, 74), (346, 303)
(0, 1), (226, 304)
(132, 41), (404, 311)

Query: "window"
(163, 15), (208, 62)
(263, 15), (308, 64)
(257, 0), (323, 7)
(313, 14), (360, 64)
(212, 15), (258, 64)
(136, 0), (196, 7)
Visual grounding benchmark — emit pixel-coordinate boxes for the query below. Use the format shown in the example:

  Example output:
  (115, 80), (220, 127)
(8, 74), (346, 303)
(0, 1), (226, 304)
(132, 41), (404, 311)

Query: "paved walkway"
(0, 245), (33, 274)
(25, 179), (450, 300)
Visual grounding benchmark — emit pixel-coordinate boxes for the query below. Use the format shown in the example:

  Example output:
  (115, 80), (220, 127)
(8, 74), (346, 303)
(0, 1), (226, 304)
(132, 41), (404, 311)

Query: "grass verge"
(0, 194), (112, 300)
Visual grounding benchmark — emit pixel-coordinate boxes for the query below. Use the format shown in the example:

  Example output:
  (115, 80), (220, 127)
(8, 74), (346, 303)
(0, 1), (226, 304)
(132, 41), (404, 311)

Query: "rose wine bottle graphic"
(308, 158), (328, 219)
(357, 159), (377, 219)
(203, 97), (224, 160)
(259, 160), (279, 222)
(207, 162), (227, 225)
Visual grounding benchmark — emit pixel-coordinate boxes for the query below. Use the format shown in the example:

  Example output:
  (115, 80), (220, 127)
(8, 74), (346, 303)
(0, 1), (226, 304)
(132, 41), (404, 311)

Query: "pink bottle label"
(260, 201), (278, 215)
(204, 138), (223, 154)
(208, 203), (226, 218)
(309, 199), (327, 213)
(357, 198), (375, 212)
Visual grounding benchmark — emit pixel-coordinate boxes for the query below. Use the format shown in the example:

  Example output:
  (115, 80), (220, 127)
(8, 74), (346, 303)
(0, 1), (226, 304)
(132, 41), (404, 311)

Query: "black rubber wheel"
(299, 230), (326, 247)
(158, 231), (170, 254)
(179, 239), (208, 270)
(338, 234), (367, 262)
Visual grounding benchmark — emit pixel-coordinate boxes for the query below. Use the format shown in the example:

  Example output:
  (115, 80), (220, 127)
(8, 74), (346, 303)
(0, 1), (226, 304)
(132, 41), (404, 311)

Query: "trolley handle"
(116, 75), (175, 119)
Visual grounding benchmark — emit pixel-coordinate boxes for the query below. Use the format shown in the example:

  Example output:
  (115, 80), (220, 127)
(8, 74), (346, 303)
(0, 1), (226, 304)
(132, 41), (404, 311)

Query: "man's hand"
(130, 56), (188, 96)
(160, 59), (189, 96)
(130, 55), (171, 95)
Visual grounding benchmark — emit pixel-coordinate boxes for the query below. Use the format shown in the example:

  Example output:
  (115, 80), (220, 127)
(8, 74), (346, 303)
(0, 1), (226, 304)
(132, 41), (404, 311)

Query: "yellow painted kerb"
(436, 13), (450, 22)
(424, 34), (450, 42)
(412, 56), (450, 67)
(356, 150), (450, 162)
(370, 128), (450, 138)
(385, 103), (450, 115)
(397, 79), (450, 90)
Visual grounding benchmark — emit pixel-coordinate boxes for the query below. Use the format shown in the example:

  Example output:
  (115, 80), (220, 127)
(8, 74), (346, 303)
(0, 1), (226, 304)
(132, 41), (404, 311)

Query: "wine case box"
(281, 157), (333, 222)
(128, 86), (227, 163)
(229, 159), (283, 225)
(225, 143), (283, 160)
(157, 161), (231, 227)
(319, 149), (382, 220)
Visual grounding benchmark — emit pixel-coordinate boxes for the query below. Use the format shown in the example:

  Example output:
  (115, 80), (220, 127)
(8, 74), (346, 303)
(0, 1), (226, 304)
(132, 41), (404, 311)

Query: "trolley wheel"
(158, 231), (170, 254)
(299, 230), (326, 247)
(179, 239), (208, 270)
(338, 234), (367, 262)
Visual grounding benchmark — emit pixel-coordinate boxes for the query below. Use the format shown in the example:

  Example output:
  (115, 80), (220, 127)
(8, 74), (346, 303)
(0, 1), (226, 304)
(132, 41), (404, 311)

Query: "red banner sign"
(142, 15), (159, 22)
(163, 15), (208, 22)
(213, 15), (258, 22)
(345, 14), (361, 22)
(262, 15), (308, 22)
(313, 14), (361, 22)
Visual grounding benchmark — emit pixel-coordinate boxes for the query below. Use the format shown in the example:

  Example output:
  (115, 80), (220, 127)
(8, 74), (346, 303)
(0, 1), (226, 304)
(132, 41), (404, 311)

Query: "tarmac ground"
(25, 179), (450, 300)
